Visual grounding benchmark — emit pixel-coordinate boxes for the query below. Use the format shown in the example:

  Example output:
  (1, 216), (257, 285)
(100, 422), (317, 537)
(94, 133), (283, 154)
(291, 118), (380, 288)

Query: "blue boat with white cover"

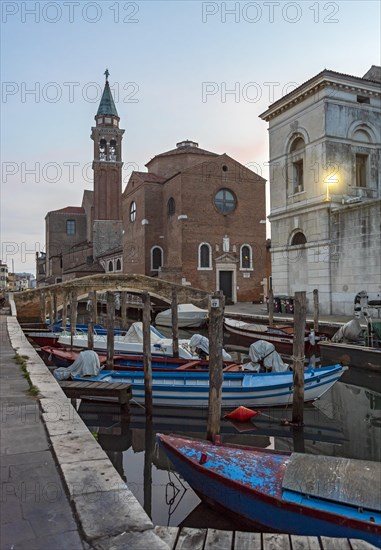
(74, 363), (345, 408)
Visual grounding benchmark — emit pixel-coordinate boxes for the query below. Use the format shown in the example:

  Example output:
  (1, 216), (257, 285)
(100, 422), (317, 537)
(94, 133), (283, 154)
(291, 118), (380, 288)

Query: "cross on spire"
(104, 68), (110, 81)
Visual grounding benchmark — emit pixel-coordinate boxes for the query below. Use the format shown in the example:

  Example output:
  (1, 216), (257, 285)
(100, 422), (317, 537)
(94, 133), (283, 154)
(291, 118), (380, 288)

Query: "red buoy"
(224, 406), (260, 422)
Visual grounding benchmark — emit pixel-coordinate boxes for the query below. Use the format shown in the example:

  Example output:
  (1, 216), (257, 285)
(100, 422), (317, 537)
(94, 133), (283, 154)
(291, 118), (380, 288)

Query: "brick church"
(39, 72), (269, 303)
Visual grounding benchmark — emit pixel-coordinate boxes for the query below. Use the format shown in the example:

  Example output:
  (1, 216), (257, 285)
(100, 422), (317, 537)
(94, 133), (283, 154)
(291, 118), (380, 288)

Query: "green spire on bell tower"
(96, 68), (118, 117)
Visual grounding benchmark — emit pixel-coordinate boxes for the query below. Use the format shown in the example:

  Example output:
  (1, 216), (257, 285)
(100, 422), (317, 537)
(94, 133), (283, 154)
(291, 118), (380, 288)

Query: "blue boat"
(74, 364), (346, 408)
(157, 434), (381, 546)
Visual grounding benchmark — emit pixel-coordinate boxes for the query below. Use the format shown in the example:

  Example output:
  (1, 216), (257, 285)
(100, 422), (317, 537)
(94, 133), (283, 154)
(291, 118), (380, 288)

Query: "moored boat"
(73, 364), (346, 408)
(319, 340), (381, 371)
(157, 434), (381, 547)
(58, 322), (197, 359)
(224, 317), (326, 355)
(41, 346), (215, 371)
(155, 304), (208, 328)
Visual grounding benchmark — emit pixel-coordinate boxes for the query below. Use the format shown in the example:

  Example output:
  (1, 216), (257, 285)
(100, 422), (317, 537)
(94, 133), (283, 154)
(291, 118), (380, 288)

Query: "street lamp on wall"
(324, 175), (338, 202)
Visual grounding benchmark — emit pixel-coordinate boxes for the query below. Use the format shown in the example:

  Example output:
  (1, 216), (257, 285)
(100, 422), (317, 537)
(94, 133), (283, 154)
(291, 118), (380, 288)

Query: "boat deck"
(154, 526), (377, 549)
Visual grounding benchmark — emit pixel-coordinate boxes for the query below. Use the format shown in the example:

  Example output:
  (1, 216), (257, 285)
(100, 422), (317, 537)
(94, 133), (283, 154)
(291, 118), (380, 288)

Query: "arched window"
(130, 201), (136, 222)
(167, 197), (176, 216)
(198, 243), (212, 269)
(108, 261), (114, 272)
(109, 139), (117, 162)
(151, 247), (163, 271)
(240, 244), (252, 270)
(116, 258), (121, 271)
(99, 139), (107, 161)
(289, 135), (305, 194)
(291, 232), (307, 246)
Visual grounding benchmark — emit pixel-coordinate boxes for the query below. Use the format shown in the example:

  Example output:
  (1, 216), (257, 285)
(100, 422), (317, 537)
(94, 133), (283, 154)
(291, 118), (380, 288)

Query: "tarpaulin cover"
(189, 334), (232, 361)
(247, 340), (289, 372)
(53, 350), (103, 380)
(331, 318), (364, 344)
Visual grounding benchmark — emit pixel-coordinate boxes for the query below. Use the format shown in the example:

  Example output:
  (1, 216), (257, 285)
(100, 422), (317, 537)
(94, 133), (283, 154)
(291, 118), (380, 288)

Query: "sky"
(1, 0), (380, 274)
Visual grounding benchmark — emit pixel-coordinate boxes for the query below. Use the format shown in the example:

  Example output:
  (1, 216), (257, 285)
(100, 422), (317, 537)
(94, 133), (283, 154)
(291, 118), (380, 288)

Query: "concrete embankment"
(1, 300), (170, 550)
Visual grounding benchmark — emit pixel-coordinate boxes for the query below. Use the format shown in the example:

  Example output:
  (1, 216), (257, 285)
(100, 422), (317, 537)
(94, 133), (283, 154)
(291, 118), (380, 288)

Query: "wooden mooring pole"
(48, 291), (54, 328)
(313, 288), (319, 333)
(142, 292), (153, 419)
(171, 289), (179, 358)
(206, 291), (225, 442)
(40, 290), (46, 324)
(53, 291), (57, 324)
(61, 291), (68, 330)
(120, 291), (128, 330)
(106, 292), (115, 369)
(268, 288), (274, 327)
(87, 291), (96, 351)
(292, 291), (307, 426)
(70, 290), (78, 350)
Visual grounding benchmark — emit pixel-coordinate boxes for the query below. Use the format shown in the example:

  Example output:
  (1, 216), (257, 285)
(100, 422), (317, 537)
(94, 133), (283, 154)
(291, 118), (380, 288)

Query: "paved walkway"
(225, 302), (355, 327)
(0, 314), (85, 550)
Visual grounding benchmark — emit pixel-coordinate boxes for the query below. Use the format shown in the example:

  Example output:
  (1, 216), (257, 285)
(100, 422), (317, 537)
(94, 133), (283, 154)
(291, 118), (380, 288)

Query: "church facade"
(40, 73), (269, 303)
(122, 140), (268, 303)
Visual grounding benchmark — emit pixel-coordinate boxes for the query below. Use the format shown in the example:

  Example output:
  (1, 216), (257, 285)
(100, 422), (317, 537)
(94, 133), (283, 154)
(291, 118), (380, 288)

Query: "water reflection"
(77, 367), (380, 529)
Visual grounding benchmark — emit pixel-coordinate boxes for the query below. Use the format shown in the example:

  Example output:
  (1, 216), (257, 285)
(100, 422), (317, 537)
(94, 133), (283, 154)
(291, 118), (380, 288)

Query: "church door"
(219, 271), (233, 303)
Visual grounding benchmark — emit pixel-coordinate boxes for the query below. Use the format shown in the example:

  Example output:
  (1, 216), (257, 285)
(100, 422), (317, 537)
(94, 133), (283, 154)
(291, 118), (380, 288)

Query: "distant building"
(122, 140), (268, 303)
(260, 66), (381, 314)
(0, 262), (9, 290)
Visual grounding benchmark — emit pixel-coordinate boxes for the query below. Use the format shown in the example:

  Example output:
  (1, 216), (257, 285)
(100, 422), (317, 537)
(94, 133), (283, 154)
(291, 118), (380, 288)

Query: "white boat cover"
(53, 350), (103, 381)
(122, 322), (165, 344)
(247, 340), (289, 372)
(189, 334), (232, 361)
(331, 318), (364, 344)
(156, 304), (208, 327)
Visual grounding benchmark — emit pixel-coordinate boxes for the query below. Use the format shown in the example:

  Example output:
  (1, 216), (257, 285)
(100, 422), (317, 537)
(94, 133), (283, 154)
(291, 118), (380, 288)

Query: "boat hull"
(223, 318), (323, 355)
(158, 435), (381, 547)
(75, 365), (345, 408)
(319, 341), (381, 371)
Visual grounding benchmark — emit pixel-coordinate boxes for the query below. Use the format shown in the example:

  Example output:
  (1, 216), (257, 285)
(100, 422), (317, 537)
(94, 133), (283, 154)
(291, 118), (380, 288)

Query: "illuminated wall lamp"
(324, 175), (338, 201)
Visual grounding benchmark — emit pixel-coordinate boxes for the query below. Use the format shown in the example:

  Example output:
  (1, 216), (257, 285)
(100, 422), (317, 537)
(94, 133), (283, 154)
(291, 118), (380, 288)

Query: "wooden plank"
(263, 533), (291, 550)
(174, 527), (207, 550)
(349, 539), (380, 550)
(204, 528), (233, 550)
(234, 531), (262, 549)
(154, 526), (179, 549)
(290, 535), (321, 550)
(320, 537), (350, 550)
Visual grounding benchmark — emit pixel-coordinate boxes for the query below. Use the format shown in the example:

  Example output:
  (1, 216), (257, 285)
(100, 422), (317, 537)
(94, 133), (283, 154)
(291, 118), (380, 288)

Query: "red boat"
(39, 346), (230, 372)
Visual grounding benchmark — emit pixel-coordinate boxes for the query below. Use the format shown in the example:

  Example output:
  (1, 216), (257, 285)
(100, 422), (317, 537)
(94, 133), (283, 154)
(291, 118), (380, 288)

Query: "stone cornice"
(260, 71), (381, 122)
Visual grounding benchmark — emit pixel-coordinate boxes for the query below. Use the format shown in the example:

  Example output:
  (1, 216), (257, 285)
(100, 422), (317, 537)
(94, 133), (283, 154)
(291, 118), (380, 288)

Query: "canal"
(73, 320), (381, 531)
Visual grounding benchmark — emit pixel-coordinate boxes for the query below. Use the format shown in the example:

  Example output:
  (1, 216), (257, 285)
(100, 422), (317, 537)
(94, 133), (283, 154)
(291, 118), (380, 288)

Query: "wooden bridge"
(13, 274), (209, 321)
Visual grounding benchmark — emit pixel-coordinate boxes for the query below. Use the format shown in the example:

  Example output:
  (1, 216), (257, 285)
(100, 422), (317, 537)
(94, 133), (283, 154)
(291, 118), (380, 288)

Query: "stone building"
(122, 140), (268, 303)
(260, 66), (381, 314)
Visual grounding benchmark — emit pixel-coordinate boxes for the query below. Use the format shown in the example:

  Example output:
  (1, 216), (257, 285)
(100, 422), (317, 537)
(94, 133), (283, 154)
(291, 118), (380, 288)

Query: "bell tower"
(91, 69), (124, 221)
